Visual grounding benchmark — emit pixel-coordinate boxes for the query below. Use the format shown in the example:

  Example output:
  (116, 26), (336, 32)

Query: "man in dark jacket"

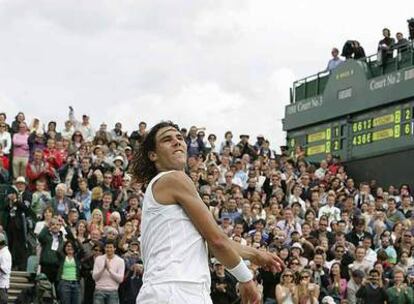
(356, 269), (388, 303)
(3, 186), (31, 270)
(236, 135), (255, 159)
(346, 217), (372, 247)
(311, 217), (335, 247)
(210, 259), (238, 304)
(129, 121), (147, 149)
(38, 216), (71, 284)
(258, 266), (280, 304)
(378, 28), (395, 64)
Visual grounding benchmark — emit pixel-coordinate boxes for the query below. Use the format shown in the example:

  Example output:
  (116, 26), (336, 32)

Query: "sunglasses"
(283, 274), (293, 277)
(301, 275), (310, 279)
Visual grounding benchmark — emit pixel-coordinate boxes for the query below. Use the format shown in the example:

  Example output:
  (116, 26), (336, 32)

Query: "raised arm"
(68, 106), (80, 129)
(154, 171), (261, 303)
(154, 171), (241, 268)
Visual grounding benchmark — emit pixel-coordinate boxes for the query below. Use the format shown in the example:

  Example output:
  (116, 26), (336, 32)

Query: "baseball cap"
(130, 238), (140, 246)
(14, 176), (27, 184)
(221, 215), (231, 222)
(291, 242), (304, 253)
(113, 156), (124, 164)
(322, 296), (335, 304)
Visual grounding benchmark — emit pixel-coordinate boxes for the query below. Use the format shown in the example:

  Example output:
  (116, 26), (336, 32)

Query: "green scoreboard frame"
(287, 100), (414, 162)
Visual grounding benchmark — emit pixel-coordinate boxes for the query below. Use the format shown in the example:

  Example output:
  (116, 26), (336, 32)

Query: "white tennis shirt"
(140, 171), (210, 288)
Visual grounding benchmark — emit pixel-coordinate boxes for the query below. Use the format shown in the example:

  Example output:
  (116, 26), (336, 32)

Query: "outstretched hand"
(250, 250), (284, 272)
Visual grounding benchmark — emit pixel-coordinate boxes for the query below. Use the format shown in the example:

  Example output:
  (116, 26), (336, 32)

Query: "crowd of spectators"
(1, 107), (414, 304)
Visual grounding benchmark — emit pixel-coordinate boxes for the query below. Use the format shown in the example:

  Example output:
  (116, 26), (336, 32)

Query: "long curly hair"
(130, 121), (179, 185)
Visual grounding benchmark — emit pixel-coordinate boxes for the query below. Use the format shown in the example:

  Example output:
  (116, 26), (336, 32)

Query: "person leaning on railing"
(378, 28), (395, 64)
(394, 32), (410, 54)
(326, 48), (344, 71)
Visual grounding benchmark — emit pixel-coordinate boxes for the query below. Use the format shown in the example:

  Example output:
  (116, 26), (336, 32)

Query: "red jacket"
(1, 156), (9, 170)
(43, 148), (63, 169)
(26, 161), (55, 191)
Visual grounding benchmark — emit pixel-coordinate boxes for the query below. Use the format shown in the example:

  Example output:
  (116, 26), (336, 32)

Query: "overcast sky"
(0, 1), (413, 150)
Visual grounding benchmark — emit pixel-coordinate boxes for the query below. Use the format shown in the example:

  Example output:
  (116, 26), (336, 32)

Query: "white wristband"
(227, 258), (253, 283)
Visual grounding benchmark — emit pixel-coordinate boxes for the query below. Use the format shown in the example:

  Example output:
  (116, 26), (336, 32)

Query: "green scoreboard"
(287, 101), (414, 163)
(283, 49), (414, 185)
(287, 119), (347, 161)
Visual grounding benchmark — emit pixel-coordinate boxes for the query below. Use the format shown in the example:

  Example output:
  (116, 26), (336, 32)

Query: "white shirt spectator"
(93, 254), (125, 291)
(234, 170), (248, 189)
(0, 243), (12, 289)
(364, 248), (377, 267)
(0, 131), (12, 154)
(318, 204), (341, 224)
(314, 167), (327, 180)
(348, 260), (372, 275)
(69, 109), (95, 142)
(289, 195), (306, 213)
(354, 193), (375, 207)
(347, 278), (362, 304)
(61, 127), (75, 141)
(327, 57), (343, 71)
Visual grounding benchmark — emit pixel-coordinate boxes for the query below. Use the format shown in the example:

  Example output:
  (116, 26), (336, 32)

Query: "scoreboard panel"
(349, 102), (413, 159)
(287, 119), (348, 162)
(286, 100), (414, 162)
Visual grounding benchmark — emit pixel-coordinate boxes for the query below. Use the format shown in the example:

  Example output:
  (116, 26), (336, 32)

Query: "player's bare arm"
(153, 170), (242, 269)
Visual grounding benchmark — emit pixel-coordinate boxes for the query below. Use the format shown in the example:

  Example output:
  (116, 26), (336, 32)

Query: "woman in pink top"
(327, 262), (348, 302)
(12, 122), (30, 178)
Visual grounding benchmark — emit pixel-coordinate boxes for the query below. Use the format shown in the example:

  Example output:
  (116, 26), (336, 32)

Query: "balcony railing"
(291, 41), (414, 103)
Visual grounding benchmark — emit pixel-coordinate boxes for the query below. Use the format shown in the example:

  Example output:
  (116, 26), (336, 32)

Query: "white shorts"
(136, 281), (212, 304)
